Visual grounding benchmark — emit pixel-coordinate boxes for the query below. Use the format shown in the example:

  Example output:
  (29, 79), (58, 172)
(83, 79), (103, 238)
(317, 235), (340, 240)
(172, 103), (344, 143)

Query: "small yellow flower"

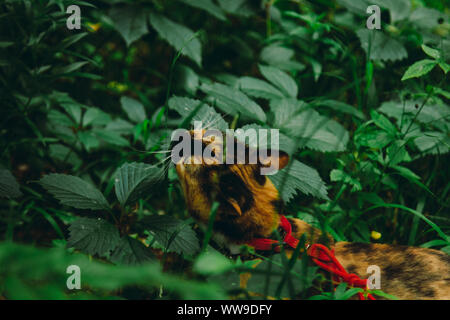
(371, 231), (381, 240)
(87, 22), (102, 32)
(107, 81), (128, 93)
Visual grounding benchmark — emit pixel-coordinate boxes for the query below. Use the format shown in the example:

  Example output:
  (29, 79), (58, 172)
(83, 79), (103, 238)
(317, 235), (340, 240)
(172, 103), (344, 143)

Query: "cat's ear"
(258, 150), (289, 171)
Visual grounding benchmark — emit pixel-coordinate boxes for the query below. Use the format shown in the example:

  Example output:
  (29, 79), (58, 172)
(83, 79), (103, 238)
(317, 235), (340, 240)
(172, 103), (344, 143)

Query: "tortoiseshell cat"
(173, 130), (450, 300)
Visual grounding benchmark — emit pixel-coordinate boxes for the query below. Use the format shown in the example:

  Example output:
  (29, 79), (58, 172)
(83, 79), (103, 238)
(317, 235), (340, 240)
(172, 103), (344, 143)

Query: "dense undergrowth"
(0, 0), (449, 300)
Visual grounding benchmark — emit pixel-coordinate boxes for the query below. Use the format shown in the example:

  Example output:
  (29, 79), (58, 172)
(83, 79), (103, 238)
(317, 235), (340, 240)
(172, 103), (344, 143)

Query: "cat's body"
(173, 130), (450, 299)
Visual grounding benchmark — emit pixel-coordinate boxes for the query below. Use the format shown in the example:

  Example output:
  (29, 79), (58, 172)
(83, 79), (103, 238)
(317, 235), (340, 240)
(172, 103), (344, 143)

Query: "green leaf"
(0, 169), (22, 198)
(238, 124), (298, 156)
(438, 62), (450, 74)
(260, 45), (305, 72)
(40, 174), (110, 210)
(105, 118), (134, 135)
(67, 217), (121, 257)
(120, 96), (146, 123)
(93, 129), (130, 147)
(200, 82), (266, 122)
(60, 102), (82, 124)
(149, 13), (202, 66)
(77, 131), (100, 151)
(370, 110), (397, 136)
(53, 61), (89, 75)
(238, 77), (284, 100)
(270, 99), (349, 152)
(259, 65), (298, 98)
(356, 29), (407, 62)
(82, 108), (112, 127)
(401, 59), (438, 81)
(142, 215), (200, 256)
(217, 0), (254, 16)
(334, 284), (362, 300)
(312, 100), (365, 120)
(421, 44), (440, 60)
(270, 160), (329, 202)
(330, 169), (362, 192)
(414, 132), (450, 155)
(0, 242), (226, 299)
(0, 41), (14, 48)
(409, 7), (446, 30)
(371, 0), (411, 22)
(168, 96), (228, 130)
(110, 236), (155, 265)
(378, 100), (450, 131)
(114, 162), (165, 206)
(109, 5), (148, 46)
(385, 140), (409, 166)
(193, 250), (233, 275)
(179, 0), (227, 21)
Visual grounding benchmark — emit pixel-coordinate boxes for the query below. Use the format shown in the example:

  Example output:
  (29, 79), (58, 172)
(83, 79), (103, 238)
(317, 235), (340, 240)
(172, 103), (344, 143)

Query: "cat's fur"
(174, 130), (450, 299)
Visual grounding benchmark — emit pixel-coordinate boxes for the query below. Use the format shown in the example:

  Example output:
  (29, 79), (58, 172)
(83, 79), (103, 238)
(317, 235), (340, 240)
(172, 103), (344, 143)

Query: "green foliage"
(40, 174), (110, 210)
(1, 0), (449, 301)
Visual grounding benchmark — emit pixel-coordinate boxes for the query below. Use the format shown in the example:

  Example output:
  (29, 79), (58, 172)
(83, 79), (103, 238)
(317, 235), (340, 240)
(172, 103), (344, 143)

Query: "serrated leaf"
(82, 108), (112, 127)
(378, 100), (450, 132)
(109, 5), (148, 46)
(270, 160), (329, 202)
(180, 0), (227, 21)
(0, 169), (22, 198)
(385, 140), (410, 166)
(312, 100), (365, 120)
(60, 102), (82, 124)
(114, 162), (165, 206)
(401, 59), (437, 81)
(93, 129), (130, 147)
(421, 45), (440, 60)
(110, 236), (155, 265)
(67, 217), (120, 257)
(336, 0), (371, 15)
(330, 169), (362, 192)
(410, 7), (446, 30)
(149, 13), (202, 66)
(238, 77), (284, 100)
(259, 65), (298, 98)
(105, 118), (134, 135)
(260, 45), (305, 72)
(238, 124), (298, 155)
(77, 131), (99, 151)
(370, 110), (397, 136)
(40, 174), (110, 210)
(200, 82), (266, 122)
(142, 215), (200, 256)
(168, 96), (228, 131)
(356, 29), (407, 62)
(414, 132), (450, 155)
(217, 0), (254, 17)
(371, 0), (411, 22)
(120, 96), (146, 123)
(270, 99), (349, 152)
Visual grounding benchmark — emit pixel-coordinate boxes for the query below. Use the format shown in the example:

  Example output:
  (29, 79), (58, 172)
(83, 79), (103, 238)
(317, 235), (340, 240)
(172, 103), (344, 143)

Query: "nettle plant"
(37, 164), (202, 265)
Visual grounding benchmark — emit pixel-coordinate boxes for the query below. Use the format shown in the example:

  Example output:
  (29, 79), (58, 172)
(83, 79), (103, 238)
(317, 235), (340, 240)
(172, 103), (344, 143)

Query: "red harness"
(247, 215), (375, 300)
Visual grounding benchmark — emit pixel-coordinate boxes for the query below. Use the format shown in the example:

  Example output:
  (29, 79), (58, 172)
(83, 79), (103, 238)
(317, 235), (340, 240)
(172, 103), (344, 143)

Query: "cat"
(172, 129), (450, 300)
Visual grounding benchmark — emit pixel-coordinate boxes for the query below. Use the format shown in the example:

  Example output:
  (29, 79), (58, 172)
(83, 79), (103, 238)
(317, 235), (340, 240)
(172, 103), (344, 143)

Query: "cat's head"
(171, 129), (289, 242)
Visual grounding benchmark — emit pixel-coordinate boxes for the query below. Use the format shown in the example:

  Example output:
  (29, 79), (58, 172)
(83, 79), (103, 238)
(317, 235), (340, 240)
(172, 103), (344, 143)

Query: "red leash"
(247, 215), (375, 300)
